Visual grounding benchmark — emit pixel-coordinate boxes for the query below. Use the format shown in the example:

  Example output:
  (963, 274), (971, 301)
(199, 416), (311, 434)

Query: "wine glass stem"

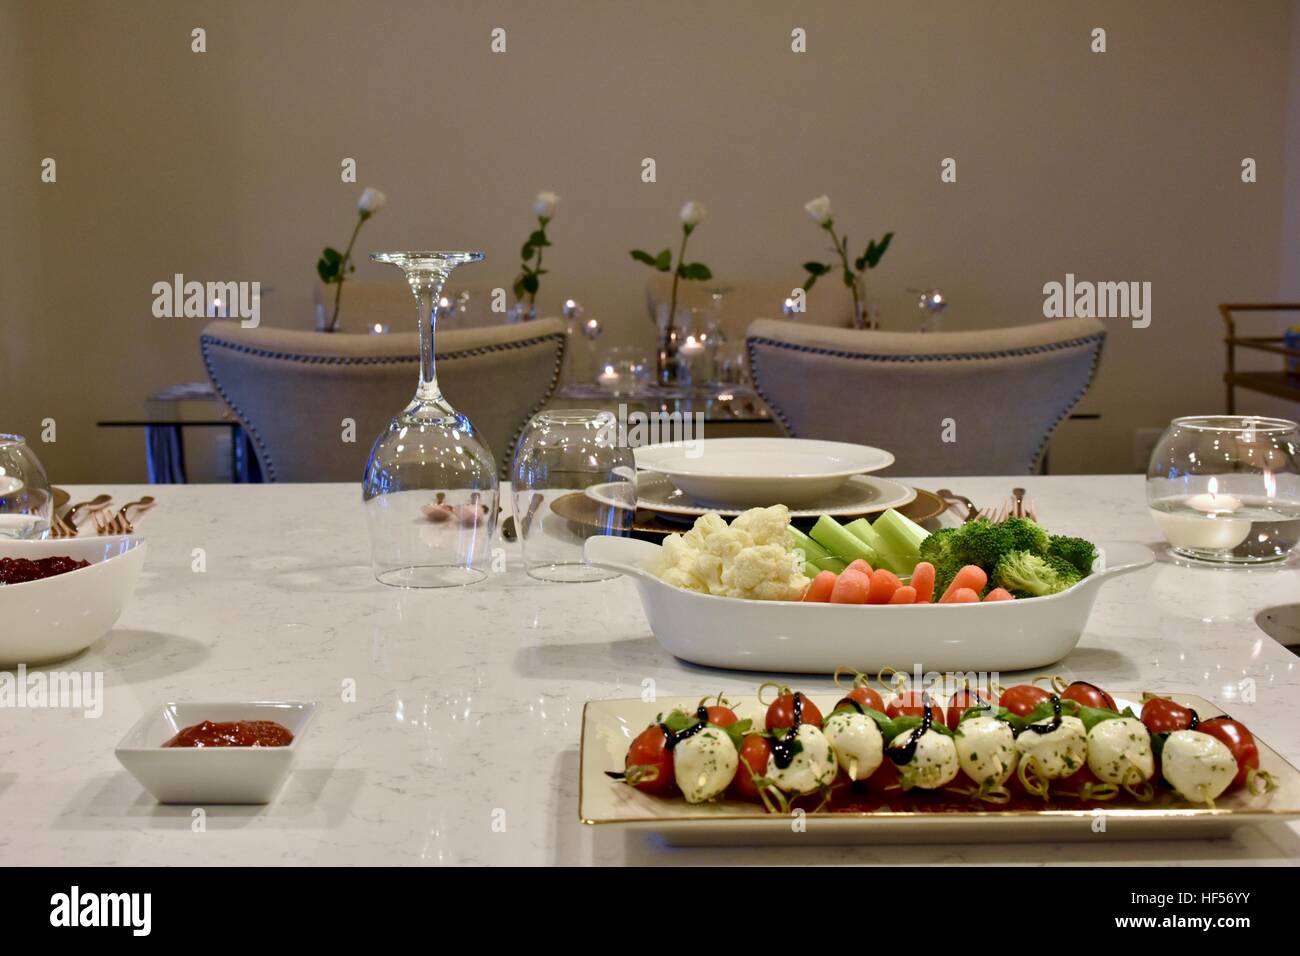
(409, 270), (448, 407)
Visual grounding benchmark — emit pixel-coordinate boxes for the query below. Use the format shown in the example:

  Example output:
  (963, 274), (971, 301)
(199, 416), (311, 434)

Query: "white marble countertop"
(2, 477), (1298, 866)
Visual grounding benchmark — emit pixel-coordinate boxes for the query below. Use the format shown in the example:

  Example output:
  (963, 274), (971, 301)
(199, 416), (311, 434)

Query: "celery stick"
(809, 515), (878, 566)
(845, 517), (907, 575)
(871, 509), (930, 575)
(788, 527), (847, 573)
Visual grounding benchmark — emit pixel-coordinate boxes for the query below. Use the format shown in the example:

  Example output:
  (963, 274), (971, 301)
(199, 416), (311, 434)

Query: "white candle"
(596, 366), (620, 390)
(1186, 479), (1242, 513)
(679, 335), (704, 357)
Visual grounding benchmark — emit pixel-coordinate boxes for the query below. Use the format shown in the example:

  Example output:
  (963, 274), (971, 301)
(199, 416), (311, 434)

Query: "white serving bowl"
(0, 534), (146, 666)
(634, 438), (894, 508)
(584, 536), (1152, 673)
(115, 701), (316, 804)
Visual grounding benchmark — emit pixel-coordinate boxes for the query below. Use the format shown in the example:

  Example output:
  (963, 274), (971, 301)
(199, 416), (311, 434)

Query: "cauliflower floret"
(719, 543), (809, 600)
(730, 505), (793, 547)
(682, 512), (728, 550)
(648, 507), (807, 600)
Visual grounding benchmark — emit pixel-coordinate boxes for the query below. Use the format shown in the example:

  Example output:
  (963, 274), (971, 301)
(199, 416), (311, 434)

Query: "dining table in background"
(3, 476), (1297, 865)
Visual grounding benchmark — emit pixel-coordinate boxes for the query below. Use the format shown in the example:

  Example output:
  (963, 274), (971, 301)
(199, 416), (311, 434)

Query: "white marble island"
(1, 476), (1298, 866)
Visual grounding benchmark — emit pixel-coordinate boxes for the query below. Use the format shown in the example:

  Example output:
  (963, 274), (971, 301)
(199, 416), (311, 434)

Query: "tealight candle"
(1185, 492), (1241, 513)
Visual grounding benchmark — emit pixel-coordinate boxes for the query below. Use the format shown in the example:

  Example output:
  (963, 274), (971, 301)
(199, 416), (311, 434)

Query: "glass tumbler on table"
(1146, 415), (1300, 564)
(511, 409), (636, 583)
(0, 434), (52, 538)
(362, 251), (498, 588)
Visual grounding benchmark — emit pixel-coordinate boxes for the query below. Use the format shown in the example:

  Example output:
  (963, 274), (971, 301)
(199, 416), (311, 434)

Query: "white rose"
(358, 187), (386, 215)
(804, 194), (832, 226)
(679, 200), (707, 227)
(533, 191), (559, 218)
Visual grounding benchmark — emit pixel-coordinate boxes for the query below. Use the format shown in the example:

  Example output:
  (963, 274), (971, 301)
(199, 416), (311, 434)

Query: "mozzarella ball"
(1086, 717), (1154, 785)
(672, 726), (738, 804)
(954, 716), (1018, 786)
(888, 728), (959, 790)
(823, 711), (884, 781)
(766, 724), (837, 794)
(1162, 730), (1237, 804)
(1015, 715), (1087, 779)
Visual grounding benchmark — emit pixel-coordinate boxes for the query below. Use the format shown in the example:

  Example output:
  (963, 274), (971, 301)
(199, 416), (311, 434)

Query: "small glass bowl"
(0, 434), (52, 539)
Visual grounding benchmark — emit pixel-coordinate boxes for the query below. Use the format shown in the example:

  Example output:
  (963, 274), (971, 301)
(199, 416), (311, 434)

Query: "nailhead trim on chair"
(199, 331), (567, 482)
(745, 332), (1107, 474)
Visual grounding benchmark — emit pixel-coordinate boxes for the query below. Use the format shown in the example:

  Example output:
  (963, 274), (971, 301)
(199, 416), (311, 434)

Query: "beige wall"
(3, 0), (1298, 482)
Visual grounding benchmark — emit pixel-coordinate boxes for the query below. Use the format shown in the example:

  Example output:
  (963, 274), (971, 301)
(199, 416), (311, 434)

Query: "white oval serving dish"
(584, 536), (1153, 673)
(0, 534), (146, 666)
(634, 438), (894, 508)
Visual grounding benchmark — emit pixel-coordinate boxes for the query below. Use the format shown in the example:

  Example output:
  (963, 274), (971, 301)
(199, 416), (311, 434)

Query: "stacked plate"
(554, 438), (945, 537)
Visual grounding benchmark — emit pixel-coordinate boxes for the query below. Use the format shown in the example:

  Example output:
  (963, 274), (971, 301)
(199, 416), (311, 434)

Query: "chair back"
(746, 317), (1105, 475)
(201, 319), (566, 481)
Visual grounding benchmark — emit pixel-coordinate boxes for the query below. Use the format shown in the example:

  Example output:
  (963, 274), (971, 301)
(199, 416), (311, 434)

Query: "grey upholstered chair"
(200, 319), (566, 481)
(746, 317), (1106, 476)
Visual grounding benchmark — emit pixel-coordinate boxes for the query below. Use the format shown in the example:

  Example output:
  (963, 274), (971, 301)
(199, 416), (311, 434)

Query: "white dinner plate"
(583, 535), (1154, 673)
(587, 472), (917, 520)
(579, 692), (1300, 844)
(634, 438), (894, 508)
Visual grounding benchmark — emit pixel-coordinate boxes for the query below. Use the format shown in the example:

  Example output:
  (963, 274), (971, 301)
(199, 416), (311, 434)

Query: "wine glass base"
(525, 562), (620, 584)
(374, 564), (488, 589)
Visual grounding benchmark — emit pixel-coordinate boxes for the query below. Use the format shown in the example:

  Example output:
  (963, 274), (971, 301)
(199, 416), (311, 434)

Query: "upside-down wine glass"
(362, 251), (498, 587)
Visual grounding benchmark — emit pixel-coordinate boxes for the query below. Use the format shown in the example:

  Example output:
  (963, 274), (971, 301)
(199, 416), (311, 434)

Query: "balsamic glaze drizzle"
(771, 694), (803, 769)
(659, 718), (709, 752)
(1188, 709), (1199, 730)
(1020, 695), (1063, 736)
(834, 696), (866, 716)
(887, 698), (935, 765)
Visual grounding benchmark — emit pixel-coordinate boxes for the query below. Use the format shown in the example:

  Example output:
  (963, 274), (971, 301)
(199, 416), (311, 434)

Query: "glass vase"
(363, 251), (498, 588)
(0, 434), (52, 538)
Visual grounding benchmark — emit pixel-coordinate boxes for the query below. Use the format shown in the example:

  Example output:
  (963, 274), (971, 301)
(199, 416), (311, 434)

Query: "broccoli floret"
(992, 550), (1081, 598)
(918, 528), (957, 566)
(1047, 535), (1098, 577)
(1000, 517), (1051, 555)
(944, 519), (1009, 569)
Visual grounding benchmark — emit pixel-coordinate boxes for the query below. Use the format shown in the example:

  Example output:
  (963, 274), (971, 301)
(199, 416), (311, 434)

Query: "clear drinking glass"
(1146, 415), (1300, 564)
(511, 410), (635, 583)
(362, 251), (499, 588)
(0, 434), (52, 538)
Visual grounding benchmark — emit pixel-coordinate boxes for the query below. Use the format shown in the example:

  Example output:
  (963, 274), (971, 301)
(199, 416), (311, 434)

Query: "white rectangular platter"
(579, 692), (1300, 846)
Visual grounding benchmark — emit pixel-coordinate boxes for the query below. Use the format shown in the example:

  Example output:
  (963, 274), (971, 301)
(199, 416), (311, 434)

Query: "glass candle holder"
(1146, 415), (1300, 564)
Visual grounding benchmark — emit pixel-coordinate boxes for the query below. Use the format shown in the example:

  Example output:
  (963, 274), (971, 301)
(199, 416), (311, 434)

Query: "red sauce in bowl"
(0, 556), (90, 584)
(162, 720), (294, 748)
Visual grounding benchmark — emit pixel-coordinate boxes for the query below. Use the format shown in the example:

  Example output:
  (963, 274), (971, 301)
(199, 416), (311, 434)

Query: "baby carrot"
(866, 569), (902, 604)
(983, 587), (1014, 602)
(940, 565), (988, 603)
(947, 587), (980, 603)
(888, 585), (918, 604)
(802, 570), (838, 602)
(844, 558), (873, 576)
(830, 569), (872, 604)
(910, 561), (936, 603)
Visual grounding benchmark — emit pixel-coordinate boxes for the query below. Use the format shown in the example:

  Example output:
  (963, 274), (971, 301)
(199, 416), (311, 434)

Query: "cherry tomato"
(1197, 717), (1257, 790)
(845, 685), (885, 713)
(624, 724), (674, 795)
(945, 688), (1000, 730)
(729, 735), (774, 802)
(886, 690), (940, 720)
(1060, 680), (1116, 711)
(766, 692), (823, 731)
(1000, 684), (1054, 717)
(1140, 696), (1196, 734)
(700, 704), (738, 728)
